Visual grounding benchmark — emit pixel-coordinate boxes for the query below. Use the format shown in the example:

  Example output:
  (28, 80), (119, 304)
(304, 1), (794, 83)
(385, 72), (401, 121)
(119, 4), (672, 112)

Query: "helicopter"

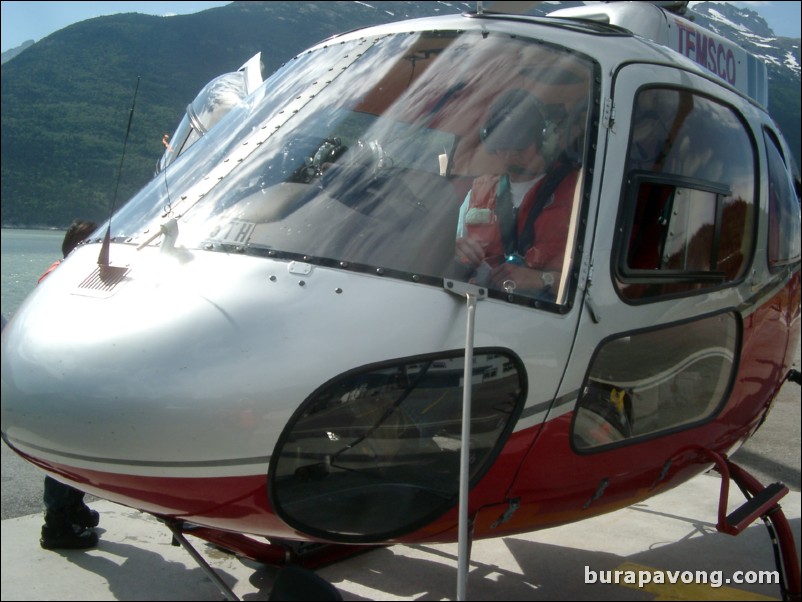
(1, 1), (800, 600)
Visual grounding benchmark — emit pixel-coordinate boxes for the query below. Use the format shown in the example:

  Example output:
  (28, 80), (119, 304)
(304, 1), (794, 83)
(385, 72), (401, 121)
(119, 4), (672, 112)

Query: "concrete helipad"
(1, 471), (799, 601)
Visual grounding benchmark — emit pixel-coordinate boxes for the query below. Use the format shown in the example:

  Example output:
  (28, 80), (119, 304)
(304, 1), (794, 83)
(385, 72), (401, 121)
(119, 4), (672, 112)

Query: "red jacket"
(464, 170), (578, 270)
(38, 260), (62, 284)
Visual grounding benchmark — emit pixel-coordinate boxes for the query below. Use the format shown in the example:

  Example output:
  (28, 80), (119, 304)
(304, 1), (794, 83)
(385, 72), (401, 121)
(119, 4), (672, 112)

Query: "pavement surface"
(0, 473), (799, 601)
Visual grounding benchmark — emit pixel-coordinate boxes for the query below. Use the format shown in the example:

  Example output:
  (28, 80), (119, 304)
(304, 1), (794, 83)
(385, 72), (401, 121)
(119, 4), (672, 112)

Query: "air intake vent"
(75, 265), (130, 298)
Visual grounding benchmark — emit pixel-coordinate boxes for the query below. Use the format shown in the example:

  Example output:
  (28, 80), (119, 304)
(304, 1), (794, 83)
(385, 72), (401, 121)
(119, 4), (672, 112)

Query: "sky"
(1, 0), (801, 53)
(1, 1), (231, 52)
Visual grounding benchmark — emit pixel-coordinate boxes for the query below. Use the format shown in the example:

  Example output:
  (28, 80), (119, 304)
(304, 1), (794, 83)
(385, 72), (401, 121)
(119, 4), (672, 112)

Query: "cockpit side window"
(615, 87), (756, 301)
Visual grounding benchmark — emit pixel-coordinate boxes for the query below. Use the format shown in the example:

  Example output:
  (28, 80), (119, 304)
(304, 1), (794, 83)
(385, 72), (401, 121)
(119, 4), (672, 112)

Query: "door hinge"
(602, 98), (614, 129)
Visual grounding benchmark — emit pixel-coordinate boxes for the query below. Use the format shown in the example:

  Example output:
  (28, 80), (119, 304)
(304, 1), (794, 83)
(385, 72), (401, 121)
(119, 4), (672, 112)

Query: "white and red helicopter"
(2, 1), (800, 600)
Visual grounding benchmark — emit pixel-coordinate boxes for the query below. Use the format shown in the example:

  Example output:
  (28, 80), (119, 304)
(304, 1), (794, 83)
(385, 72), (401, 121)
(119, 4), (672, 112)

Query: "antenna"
(98, 76), (140, 268)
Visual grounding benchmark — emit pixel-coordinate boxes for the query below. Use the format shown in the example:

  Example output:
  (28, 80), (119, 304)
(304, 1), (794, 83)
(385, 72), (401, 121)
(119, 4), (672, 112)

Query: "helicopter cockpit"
(112, 29), (595, 308)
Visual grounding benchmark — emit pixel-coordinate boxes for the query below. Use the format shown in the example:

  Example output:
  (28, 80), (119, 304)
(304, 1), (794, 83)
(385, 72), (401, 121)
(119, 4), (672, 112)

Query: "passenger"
(455, 89), (579, 298)
(39, 219), (102, 551)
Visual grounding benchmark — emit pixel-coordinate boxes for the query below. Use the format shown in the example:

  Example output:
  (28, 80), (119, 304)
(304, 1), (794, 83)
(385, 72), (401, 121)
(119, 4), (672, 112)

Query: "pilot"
(455, 89), (579, 297)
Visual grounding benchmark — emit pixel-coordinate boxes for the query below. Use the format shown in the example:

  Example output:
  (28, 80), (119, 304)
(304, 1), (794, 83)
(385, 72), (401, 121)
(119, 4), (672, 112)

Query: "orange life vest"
(464, 169), (578, 271)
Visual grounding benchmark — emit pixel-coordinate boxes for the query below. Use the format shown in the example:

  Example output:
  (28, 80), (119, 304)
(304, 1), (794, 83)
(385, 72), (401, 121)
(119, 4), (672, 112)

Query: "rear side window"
(764, 129), (802, 268)
(616, 88), (756, 301)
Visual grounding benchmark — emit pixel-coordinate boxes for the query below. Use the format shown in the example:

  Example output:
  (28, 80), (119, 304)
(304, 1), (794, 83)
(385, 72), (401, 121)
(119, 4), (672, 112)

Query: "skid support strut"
(165, 519), (240, 601)
(703, 450), (800, 602)
(160, 518), (357, 600)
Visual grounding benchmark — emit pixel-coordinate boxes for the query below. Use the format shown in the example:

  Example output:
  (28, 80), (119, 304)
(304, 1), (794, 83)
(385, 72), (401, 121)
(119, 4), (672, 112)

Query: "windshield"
(156, 71), (251, 174)
(113, 30), (595, 305)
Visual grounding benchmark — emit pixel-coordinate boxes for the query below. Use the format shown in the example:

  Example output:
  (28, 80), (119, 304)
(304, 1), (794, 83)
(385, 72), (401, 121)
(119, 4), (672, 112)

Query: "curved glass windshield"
(156, 71), (249, 174)
(113, 30), (595, 305)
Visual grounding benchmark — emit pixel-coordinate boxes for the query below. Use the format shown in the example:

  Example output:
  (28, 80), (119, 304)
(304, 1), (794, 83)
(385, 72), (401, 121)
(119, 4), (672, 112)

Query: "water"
(1, 229), (66, 321)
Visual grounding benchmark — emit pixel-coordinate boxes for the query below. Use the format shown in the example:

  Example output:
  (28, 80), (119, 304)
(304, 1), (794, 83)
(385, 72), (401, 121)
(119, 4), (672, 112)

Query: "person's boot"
(40, 522), (98, 550)
(67, 504), (100, 528)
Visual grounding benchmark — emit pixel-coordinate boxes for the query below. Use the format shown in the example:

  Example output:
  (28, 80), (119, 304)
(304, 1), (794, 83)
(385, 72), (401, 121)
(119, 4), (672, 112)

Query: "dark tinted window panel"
(617, 88), (755, 301)
(269, 350), (525, 541)
(573, 312), (738, 450)
(764, 130), (802, 268)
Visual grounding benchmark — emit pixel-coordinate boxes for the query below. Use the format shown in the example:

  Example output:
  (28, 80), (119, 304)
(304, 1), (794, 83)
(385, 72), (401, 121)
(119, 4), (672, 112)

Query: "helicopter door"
(566, 63), (757, 452)
(508, 63), (757, 493)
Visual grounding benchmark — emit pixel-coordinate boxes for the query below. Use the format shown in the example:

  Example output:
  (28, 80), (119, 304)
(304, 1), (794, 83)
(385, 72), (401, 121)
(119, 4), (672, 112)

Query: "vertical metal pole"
(444, 279), (485, 601)
(457, 292), (477, 601)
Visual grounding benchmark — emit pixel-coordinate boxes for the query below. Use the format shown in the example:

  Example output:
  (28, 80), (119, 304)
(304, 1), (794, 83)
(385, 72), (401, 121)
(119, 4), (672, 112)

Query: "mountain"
(1, 1), (798, 228)
(1, 40), (35, 65)
(688, 2), (801, 168)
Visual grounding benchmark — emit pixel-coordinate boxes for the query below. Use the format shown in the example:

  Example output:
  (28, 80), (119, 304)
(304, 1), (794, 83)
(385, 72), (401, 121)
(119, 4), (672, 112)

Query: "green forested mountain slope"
(1, 1), (798, 228)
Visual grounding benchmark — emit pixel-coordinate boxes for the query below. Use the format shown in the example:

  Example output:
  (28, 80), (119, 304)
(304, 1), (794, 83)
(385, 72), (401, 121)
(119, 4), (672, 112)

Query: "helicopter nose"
(1, 250), (286, 478)
(0, 249), (441, 482)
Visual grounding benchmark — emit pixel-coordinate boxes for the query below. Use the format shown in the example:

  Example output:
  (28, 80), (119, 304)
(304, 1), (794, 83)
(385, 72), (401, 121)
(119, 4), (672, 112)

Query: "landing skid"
(704, 450), (801, 602)
(159, 518), (368, 600)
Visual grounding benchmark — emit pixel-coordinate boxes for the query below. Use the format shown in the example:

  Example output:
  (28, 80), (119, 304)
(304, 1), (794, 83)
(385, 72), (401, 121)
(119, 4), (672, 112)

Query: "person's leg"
(67, 491), (100, 528)
(41, 477), (98, 550)
(44, 477), (99, 526)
